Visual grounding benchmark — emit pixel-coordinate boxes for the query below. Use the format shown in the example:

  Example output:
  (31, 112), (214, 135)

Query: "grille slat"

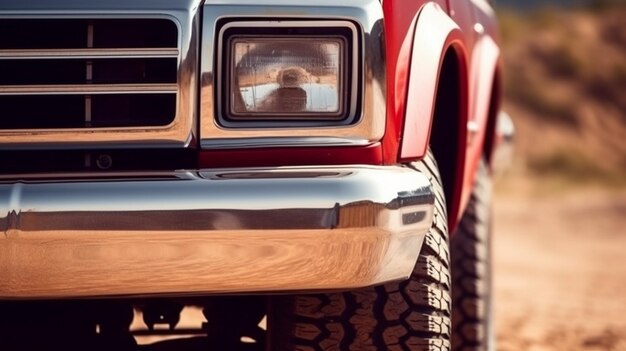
(0, 48), (180, 60)
(0, 18), (179, 131)
(0, 84), (179, 96)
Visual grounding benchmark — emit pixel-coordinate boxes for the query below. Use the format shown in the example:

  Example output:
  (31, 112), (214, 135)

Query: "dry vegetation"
(498, 5), (626, 187)
(494, 5), (626, 351)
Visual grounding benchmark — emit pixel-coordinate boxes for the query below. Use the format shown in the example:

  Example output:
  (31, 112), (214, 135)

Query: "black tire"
(450, 160), (493, 351)
(267, 150), (452, 351)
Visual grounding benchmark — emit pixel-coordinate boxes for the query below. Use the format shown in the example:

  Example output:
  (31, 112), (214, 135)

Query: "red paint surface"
(381, 0), (448, 165)
(382, 0), (500, 227)
(198, 143), (383, 168)
(197, 0), (501, 227)
(398, 3), (468, 161)
(459, 35), (500, 219)
(382, 1), (470, 229)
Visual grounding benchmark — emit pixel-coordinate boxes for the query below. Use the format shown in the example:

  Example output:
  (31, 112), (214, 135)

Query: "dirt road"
(493, 183), (626, 351)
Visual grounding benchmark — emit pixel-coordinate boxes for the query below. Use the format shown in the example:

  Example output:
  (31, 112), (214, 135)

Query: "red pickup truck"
(0, 0), (513, 350)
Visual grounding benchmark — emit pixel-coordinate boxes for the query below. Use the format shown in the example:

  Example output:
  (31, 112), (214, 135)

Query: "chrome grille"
(0, 19), (179, 130)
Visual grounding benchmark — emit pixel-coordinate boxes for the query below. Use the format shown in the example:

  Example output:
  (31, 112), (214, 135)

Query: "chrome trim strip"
(0, 165), (434, 299)
(200, 0), (386, 149)
(0, 0), (201, 149)
(0, 48), (180, 60)
(0, 83), (178, 96)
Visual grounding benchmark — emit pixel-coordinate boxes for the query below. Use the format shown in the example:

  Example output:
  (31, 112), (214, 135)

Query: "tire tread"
(269, 150), (452, 351)
(450, 160), (492, 351)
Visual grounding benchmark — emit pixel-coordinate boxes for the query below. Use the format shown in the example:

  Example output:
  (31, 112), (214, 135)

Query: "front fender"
(397, 2), (469, 161)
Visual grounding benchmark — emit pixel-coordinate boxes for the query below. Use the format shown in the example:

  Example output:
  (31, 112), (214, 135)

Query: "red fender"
(392, 2), (470, 229)
(459, 34), (500, 217)
(397, 2), (469, 161)
(381, 0), (448, 165)
(469, 35), (500, 143)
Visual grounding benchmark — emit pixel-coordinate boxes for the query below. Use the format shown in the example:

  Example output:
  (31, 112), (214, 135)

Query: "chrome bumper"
(0, 166), (434, 299)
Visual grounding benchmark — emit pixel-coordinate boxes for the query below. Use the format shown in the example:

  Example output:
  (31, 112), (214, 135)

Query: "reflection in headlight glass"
(230, 38), (343, 117)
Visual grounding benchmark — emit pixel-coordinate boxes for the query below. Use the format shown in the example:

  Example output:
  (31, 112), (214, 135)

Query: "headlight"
(230, 38), (345, 119)
(218, 22), (357, 126)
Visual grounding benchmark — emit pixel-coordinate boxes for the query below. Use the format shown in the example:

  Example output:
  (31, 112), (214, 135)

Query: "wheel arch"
(457, 34), (501, 223)
(397, 2), (470, 229)
(429, 46), (469, 231)
(482, 65), (504, 168)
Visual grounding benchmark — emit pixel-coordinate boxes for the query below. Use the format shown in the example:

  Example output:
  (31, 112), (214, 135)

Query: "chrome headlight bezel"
(216, 21), (361, 128)
(199, 0), (386, 150)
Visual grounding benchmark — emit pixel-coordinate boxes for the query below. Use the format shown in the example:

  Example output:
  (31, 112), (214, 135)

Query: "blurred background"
(492, 0), (626, 350)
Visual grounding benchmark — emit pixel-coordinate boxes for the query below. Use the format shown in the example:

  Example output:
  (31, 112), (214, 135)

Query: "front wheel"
(267, 150), (452, 351)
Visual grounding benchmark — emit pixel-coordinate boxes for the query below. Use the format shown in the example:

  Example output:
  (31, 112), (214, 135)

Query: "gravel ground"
(493, 185), (626, 351)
